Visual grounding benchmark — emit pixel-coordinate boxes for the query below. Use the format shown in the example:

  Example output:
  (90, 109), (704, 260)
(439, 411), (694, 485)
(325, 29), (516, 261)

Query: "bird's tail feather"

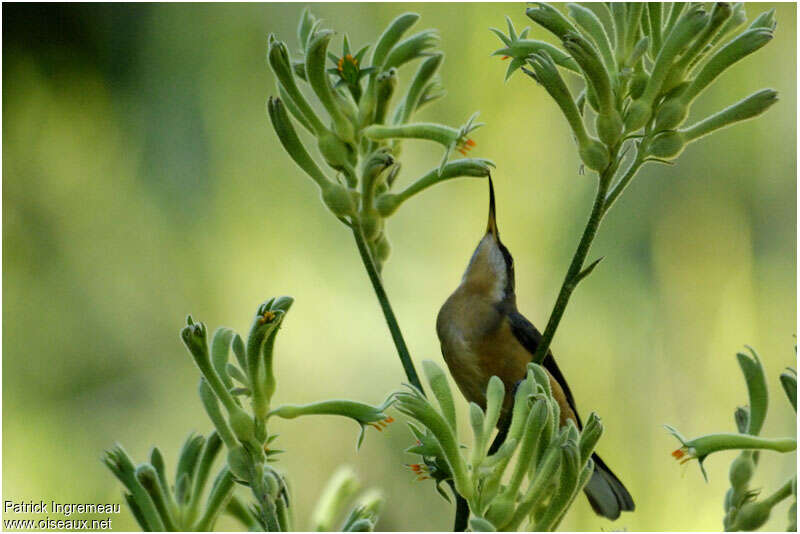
(583, 452), (635, 520)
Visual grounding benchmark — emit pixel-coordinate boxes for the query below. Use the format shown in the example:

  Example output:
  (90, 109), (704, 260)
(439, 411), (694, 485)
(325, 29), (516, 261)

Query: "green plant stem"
(350, 224), (473, 528)
(351, 224), (424, 394)
(531, 165), (614, 364)
(764, 478), (794, 508)
(246, 450), (280, 531)
(603, 148), (645, 215)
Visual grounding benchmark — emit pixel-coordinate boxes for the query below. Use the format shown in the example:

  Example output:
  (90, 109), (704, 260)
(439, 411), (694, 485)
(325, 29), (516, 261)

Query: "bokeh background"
(3, 3), (796, 531)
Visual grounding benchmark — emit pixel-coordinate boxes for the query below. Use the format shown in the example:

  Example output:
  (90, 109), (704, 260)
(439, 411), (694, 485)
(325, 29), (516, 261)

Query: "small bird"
(436, 177), (634, 520)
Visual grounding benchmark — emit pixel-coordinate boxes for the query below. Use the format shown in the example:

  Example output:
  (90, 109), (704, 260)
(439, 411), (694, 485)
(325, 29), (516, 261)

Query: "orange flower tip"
(501, 55), (510, 60)
(466, 139), (476, 147)
(385, 416), (395, 423)
(337, 57), (344, 73)
(671, 448), (685, 460)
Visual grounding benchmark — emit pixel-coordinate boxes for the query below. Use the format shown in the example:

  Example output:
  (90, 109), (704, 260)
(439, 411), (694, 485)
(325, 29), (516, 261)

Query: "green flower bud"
(788, 501), (797, 531)
(562, 32), (614, 114)
(397, 53), (443, 125)
(374, 234), (391, 270)
(710, 3), (748, 50)
(226, 446), (251, 482)
(566, 3), (616, 73)
(596, 110), (623, 146)
(134, 463), (158, 489)
(729, 452), (755, 490)
(305, 29), (356, 143)
(374, 68), (398, 124)
(662, 2), (733, 94)
(624, 99), (652, 133)
(228, 407), (256, 445)
(648, 130), (686, 159)
(267, 35), (325, 135)
(626, 6), (709, 131)
(198, 380), (238, 449)
(682, 90), (778, 148)
(383, 30), (439, 70)
(525, 51), (608, 170)
(296, 7), (318, 52)
(654, 96), (690, 131)
(685, 28), (774, 107)
(724, 487), (734, 512)
(317, 131), (357, 186)
(263, 468), (281, 498)
(360, 209), (383, 242)
(322, 183), (358, 218)
(579, 139), (610, 171)
(267, 96), (334, 191)
(578, 412), (603, 464)
(371, 13), (420, 69)
(749, 8), (777, 31)
(735, 347), (769, 436)
(485, 497), (514, 529)
(733, 500), (773, 531)
(422, 359), (458, 431)
(526, 3), (579, 40)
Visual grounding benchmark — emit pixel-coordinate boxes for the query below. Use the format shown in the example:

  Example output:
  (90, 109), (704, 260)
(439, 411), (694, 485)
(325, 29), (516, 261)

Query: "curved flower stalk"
(666, 346), (796, 531)
(104, 433), (237, 531)
(492, 4), (778, 366)
(106, 298), (391, 531)
(393, 360), (603, 531)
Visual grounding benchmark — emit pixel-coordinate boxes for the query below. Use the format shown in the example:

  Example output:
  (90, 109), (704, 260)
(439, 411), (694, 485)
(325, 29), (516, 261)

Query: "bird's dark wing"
(507, 310), (583, 429)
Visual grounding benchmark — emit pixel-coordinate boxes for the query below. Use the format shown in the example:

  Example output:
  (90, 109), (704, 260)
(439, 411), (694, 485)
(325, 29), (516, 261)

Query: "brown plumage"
(436, 177), (634, 520)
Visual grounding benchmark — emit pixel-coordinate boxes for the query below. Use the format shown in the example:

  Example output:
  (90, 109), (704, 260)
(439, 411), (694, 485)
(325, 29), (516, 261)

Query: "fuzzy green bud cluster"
(268, 9), (493, 272)
(494, 3), (777, 180)
(164, 297), (392, 530)
(666, 347), (796, 532)
(175, 299), (298, 529)
(104, 433), (236, 531)
(394, 360), (603, 531)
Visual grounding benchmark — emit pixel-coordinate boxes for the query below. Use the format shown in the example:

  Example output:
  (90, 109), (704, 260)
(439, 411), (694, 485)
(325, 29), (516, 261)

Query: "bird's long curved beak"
(486, 175), (499, 239)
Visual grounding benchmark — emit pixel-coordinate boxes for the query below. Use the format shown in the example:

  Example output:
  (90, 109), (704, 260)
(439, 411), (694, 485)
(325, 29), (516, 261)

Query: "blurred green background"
(3, 3), (796, 531)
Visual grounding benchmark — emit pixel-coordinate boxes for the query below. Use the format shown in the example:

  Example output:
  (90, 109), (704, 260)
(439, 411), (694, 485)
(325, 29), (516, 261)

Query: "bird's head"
(461, 176), (515, 302)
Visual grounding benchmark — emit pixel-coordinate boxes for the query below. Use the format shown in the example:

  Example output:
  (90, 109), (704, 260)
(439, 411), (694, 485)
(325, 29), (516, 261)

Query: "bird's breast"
(436, 290), (528, 410)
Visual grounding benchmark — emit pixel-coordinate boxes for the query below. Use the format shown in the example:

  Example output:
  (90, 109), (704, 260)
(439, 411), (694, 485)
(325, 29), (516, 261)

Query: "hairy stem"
(248, 456), (280, 531)
(531, 164), (614, 364)
(351, 224), (424, 393)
